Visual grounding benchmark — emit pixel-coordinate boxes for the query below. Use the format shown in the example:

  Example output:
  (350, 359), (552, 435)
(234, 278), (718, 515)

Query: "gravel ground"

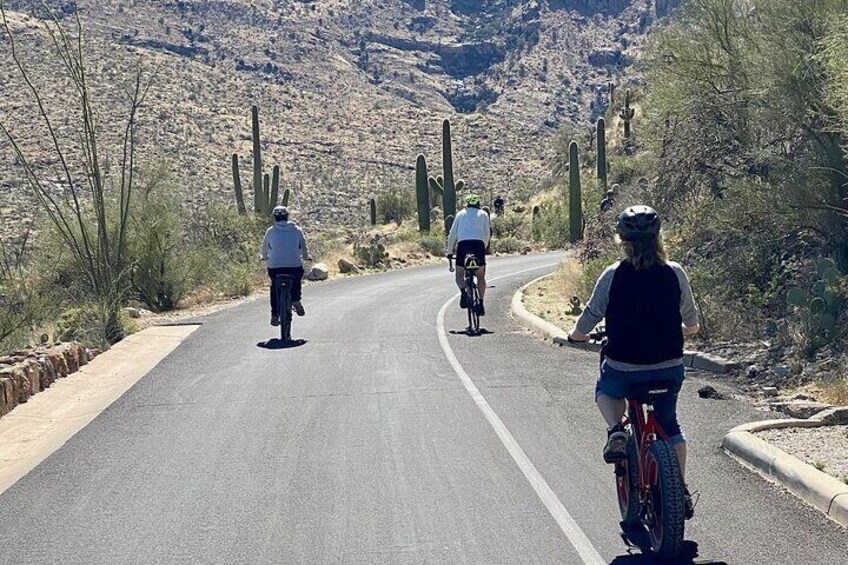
(758, 425), (848, 483)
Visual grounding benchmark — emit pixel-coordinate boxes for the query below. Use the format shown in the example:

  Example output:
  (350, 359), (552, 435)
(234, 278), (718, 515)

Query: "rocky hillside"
(0, 0), (676, 236)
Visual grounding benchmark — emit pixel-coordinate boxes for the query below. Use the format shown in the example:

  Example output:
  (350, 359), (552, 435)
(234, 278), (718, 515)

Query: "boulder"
(769, 401), (831, 420)
(338, 258), (360, 274)
(306, 263), (330, 281)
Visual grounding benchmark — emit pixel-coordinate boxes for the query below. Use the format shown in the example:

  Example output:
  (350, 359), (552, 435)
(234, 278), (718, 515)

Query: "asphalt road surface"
(0, 253), (846, 564)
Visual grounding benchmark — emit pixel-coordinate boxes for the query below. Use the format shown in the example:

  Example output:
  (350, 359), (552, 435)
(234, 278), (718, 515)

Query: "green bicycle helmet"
(465, 194), (482, 207)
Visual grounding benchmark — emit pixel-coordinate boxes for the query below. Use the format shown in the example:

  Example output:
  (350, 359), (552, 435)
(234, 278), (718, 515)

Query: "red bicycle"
(615, 381), (686, 560)
(574, 331), (688, 560)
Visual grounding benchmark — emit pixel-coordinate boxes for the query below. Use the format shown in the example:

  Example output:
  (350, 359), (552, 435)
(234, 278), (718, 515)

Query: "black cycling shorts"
(456, 239), (487, 267)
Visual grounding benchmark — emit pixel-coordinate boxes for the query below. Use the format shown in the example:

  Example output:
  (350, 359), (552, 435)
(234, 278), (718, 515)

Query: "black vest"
(603, 261), (684, 365)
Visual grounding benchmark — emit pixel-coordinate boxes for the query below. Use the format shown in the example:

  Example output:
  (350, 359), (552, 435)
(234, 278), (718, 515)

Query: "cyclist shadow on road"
(256, 339), (308, 350)
(609, 539), (728, 565)
(449, 328), (495, 337)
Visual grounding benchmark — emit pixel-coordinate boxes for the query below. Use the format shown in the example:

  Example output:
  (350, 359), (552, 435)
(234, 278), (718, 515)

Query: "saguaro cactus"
(608, 81), (616, 106)
(415, 154), (431, 233)
(231, 153), (246, 214)
(252, 105), (263, 214)
(442, 119), (457, 232)
(596, 117), (608, 192)
(568, 141), (583, 242)
(282, 188), (291, 207)
(270, 165), (280, 211)
(369, 197), (377, 226)
(620, 89), (635, 143)
(231, 105), (283, 216)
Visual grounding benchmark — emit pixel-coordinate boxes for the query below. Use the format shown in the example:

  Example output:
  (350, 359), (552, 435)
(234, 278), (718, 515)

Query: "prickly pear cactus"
(786, 258), (844, 351)
(353, 236), (389, 267)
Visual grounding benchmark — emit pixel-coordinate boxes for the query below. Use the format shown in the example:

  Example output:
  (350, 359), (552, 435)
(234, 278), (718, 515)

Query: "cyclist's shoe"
(684, 488), (698, 520)
(603, 425), (628, 463)
(459, 293), (470, 309)
(293, 301), (306, 317)
(271, 315), (281, 326)
(476, 300), (486, 316)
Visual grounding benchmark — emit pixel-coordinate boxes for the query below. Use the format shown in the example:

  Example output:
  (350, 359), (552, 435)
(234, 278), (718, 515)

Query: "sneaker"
(292, 301), (305, 317)
(603, 427), (628, 463)
(476, 300), (486, 316)
(459, 293), (469, 309)
(271, 315), (281, 326)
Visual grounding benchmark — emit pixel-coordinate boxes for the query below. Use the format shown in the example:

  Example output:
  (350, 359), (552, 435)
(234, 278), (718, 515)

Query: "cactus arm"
(270, 164), (280, 211)
(251, 105), (263, 214)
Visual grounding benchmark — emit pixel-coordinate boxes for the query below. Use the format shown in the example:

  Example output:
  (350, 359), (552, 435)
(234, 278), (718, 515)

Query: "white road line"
(436, 262), (606, 565)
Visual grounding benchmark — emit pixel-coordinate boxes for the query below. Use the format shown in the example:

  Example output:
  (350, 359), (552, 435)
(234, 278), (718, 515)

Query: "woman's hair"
(620, 233), (668, 270)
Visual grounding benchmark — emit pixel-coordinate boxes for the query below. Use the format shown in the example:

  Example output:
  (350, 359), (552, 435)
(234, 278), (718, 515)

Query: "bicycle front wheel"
(645, 440), (685, 560)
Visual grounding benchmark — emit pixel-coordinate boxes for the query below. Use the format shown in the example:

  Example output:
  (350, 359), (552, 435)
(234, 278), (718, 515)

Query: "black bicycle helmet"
(616, 205), (660, 241)
(272, 206), (289, 222)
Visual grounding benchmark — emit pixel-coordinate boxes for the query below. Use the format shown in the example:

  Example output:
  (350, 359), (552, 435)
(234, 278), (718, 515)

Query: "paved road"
(0, 253), (845, 564)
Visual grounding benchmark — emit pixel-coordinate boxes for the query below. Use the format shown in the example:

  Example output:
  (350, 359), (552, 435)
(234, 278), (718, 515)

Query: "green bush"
(490, 237), (525, 254)
(418, 234), (445, 256)
(128, 194), (191, 312)
(56, 302), (136, 345)
(492, 213), (526, 239)
(376, 188), (416, 226)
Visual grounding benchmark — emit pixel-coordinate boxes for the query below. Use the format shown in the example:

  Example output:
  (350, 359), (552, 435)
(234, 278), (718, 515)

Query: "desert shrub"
(56, 302), (136, 345)
(492, 212), (526, 239)
(418, 234), (445, 256)
(532, 201), (571, 248)
(490, 237), (525, 254)
(376, 188), (416, 226)
(128, 193), (190, 312)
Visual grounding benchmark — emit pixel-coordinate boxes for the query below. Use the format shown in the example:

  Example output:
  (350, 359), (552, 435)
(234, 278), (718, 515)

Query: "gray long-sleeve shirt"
(575, 260), (699, 371)
(260, 221), (309, 268)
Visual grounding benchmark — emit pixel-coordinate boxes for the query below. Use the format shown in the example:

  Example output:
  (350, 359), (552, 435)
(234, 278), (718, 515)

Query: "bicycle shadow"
(256, 339), (308, 350)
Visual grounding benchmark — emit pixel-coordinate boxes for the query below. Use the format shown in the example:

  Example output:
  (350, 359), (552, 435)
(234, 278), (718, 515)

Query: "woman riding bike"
(567, 205), (700, 517)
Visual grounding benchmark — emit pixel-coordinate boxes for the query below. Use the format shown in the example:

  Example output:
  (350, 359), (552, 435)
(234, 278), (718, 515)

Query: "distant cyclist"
(260, 206), (309, 325)
(567, 205), (699, 515)
(446, 194), (491, 315)
(493, 194), (505, 216)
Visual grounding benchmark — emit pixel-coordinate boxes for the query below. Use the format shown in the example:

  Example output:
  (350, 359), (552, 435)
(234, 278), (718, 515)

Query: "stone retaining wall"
(0, 343), (98, 418)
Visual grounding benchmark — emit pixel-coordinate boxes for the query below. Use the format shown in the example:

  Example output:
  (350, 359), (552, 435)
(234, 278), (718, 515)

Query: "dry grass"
(522, 257), (583, 331)
(821, 376), (848, 406)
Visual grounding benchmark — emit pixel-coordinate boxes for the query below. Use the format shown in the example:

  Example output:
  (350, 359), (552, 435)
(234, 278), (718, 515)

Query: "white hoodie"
(446, 207), (491, 253)
(260, 221), (309, 269)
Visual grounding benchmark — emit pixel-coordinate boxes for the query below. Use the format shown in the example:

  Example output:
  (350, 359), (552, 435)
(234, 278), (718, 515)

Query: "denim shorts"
(595, 361), (685, 444)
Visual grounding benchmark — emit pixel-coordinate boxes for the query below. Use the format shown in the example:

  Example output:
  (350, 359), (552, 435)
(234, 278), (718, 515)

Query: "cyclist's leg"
(455, 266), (466, 290)
(476, 266), (487, 300)
(595, 363), (629, 462)
(268, 268), (280, 318)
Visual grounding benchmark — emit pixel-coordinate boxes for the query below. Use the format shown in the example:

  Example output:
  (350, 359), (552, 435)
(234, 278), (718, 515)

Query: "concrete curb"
(721, 419), (848, 528)
(510, 273), (739, 373)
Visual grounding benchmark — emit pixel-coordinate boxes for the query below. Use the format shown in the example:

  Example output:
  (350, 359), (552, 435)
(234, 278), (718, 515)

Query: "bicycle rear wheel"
(467, 283), (480, 334)
(615, 431), (640, 525)
(281, 285), (292, 342)
(645, 440), (685, 560)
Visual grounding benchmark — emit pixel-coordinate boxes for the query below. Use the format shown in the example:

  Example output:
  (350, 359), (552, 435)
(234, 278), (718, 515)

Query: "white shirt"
(446, 207), (491, 253)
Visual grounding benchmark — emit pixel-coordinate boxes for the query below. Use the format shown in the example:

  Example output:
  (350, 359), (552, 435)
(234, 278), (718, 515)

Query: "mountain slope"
(0, 0), (670, 233)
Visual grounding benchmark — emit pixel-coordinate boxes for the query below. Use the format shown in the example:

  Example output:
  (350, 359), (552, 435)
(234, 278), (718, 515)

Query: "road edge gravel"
(721, 415), (848, 528)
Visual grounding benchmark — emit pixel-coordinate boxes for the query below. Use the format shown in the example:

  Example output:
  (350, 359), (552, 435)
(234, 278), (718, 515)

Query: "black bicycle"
(274, 274), (296, 343)
(449, 254), (482, 335)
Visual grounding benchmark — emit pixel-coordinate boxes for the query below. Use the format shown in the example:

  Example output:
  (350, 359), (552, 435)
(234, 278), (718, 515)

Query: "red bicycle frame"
(625, 397), (671, 492)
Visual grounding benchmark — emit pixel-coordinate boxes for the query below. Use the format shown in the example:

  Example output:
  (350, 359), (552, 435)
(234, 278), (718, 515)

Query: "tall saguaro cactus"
(596, 117), (607, 192)
(620, 89), (635, 143)
(231, 154), (246, 214)
(231, 105), (282, 216)
(568, 141), (583, 242)
(415, 154), (431, 233)
(369, 197), (377, 226)
(252, 105), (264, 214)
(441, 119), (457, 232)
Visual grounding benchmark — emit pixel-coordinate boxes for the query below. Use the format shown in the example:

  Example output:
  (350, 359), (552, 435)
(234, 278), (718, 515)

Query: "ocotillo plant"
(231, 154), (246, 214)
(620, 89), (635, 142)
(568, 141), (583, 242)
(415, 154), (431, 233)
(369, 198), (377, 226)
(596, 117), (608, 192)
